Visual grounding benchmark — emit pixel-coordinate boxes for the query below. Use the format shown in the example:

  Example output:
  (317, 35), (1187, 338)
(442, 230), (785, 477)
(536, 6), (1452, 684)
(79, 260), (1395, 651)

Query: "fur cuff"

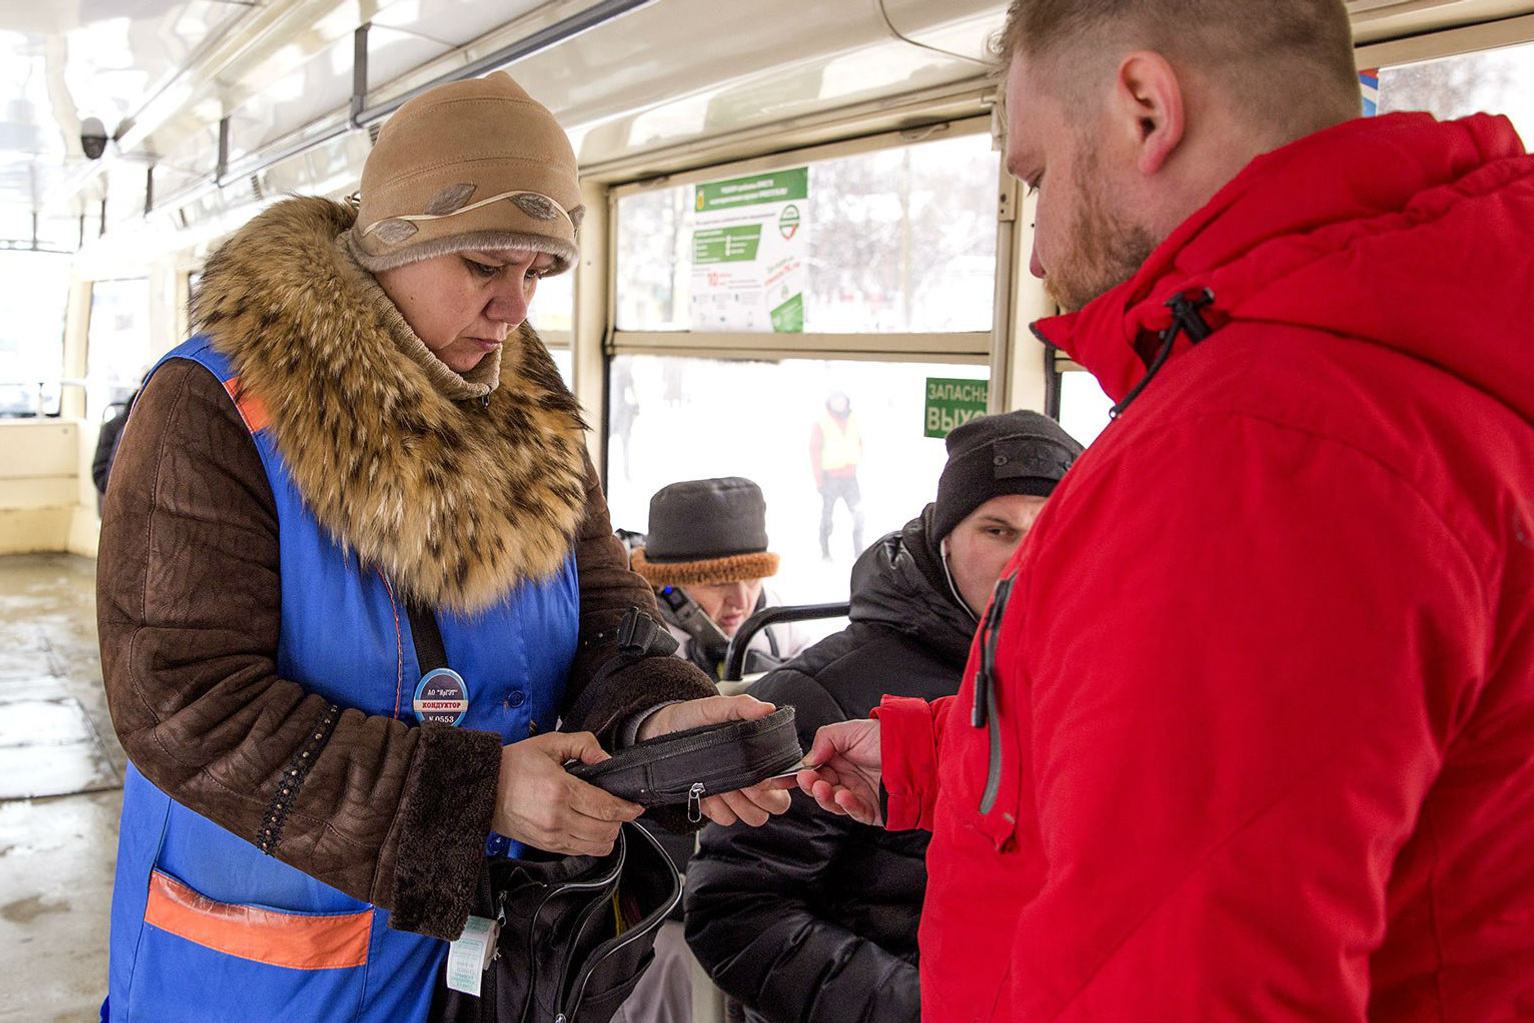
(630, 549), (780, 587)
(388, 722), (502, 940)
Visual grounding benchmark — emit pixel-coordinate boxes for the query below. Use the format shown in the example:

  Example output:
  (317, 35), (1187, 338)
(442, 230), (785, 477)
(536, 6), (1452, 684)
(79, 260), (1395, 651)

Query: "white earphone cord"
(940, 538), (980, 625)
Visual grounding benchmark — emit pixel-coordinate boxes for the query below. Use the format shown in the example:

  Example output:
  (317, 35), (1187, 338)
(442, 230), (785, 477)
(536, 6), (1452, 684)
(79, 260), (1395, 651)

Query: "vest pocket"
(145, 868), (372, 969)
(126, 869), (374, 1023)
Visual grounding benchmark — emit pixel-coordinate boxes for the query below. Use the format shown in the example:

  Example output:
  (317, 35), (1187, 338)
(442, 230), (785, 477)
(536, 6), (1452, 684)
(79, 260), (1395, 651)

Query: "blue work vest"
(105, 338), (579, 1023)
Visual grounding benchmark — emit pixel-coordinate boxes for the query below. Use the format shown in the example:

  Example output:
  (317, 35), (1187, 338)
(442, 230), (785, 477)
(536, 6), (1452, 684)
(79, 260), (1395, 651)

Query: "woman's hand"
(794, 718), (884, 826)
(637, 694), (792, 826)
(492, 731), (643, 855)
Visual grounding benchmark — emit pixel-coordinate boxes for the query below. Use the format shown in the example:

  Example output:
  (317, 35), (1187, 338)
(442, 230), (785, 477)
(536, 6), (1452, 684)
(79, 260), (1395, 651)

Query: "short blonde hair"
(995, 0), (1361, 138)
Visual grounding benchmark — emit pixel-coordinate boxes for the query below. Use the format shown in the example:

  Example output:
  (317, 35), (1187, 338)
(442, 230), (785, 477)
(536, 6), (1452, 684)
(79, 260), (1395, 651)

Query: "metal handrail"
(722, 602), (850, 683)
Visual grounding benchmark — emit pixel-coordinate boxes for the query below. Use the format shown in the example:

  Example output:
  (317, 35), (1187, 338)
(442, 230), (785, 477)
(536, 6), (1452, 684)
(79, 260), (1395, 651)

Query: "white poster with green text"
(690, 167), (808, 332)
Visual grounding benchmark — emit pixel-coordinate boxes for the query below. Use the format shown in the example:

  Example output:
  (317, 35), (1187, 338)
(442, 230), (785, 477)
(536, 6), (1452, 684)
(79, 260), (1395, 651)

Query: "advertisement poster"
(690, 167), (808, 332)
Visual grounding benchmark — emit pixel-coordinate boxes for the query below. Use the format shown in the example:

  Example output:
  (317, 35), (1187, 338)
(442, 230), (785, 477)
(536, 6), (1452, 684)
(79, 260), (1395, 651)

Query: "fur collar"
(191, 196), (588, 612)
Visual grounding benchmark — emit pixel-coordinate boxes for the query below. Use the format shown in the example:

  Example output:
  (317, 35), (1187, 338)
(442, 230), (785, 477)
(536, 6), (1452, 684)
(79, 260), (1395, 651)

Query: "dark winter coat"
(96, 197), (714, 963)
(684, 506), (976, 1023)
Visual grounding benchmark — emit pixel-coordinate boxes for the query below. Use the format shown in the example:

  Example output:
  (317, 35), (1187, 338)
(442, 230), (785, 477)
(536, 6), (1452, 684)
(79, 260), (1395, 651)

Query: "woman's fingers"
(493, 732), (641, 850)
(701, 780), (789, 827)
(636, 693), (777, 741)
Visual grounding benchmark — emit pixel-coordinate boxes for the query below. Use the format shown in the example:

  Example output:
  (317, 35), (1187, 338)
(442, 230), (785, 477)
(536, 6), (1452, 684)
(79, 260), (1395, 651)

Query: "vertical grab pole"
(351, 24), (371, 130)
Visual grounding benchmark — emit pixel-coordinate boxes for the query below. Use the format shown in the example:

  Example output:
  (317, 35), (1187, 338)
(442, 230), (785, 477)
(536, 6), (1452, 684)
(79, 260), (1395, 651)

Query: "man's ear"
(1113, 51), (1185, 175)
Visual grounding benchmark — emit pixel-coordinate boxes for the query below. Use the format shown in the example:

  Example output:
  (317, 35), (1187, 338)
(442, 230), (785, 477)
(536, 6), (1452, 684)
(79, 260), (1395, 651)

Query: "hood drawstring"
(1108, 288), (1217, 420)
(479, 394), (491, 411)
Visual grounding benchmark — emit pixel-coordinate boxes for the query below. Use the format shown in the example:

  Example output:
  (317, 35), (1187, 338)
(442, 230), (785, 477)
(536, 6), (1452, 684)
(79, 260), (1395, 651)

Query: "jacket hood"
(1035, 113), (1534, 426)
(190, 195), (589, 613)
(849, 505), (976, 666)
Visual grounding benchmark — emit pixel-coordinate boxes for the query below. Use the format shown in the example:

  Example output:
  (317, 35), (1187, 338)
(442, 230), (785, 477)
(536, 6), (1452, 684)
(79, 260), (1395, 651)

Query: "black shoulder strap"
(564, 607), (679, 726)
(404, 597), (449, 673)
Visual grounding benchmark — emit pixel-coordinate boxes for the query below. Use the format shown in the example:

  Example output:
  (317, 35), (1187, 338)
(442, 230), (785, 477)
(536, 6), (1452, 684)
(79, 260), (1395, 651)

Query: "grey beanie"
(932, 410), (1083, 540)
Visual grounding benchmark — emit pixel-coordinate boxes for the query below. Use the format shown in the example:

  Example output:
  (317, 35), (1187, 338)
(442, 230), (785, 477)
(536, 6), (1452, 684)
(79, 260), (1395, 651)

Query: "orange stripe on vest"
(145, 869), (372, 971)
(220, 376), (271, 434)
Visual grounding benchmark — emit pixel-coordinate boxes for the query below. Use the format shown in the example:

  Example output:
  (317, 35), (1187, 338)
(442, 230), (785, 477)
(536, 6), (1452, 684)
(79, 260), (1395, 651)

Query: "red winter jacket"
(876, 112), (1534, 1023)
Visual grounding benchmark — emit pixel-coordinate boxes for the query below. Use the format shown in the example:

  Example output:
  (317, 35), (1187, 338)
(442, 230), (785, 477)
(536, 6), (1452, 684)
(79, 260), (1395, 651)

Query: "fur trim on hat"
(191, 195), (588, 613)
(630, 549), (780, 587)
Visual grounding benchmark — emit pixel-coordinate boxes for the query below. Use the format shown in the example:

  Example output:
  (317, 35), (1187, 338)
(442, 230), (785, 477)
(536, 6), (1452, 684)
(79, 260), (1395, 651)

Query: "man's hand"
(638, 694), (792, 826)
(492, 731), (643, 855)
(794, 718), (883, 826)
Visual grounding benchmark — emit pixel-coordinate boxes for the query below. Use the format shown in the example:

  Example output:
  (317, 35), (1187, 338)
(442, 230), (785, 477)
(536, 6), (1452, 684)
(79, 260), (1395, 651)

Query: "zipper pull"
(491, 889), (507, 962)
(972, 576), (1015, 728)
(687, 782), (706, 823)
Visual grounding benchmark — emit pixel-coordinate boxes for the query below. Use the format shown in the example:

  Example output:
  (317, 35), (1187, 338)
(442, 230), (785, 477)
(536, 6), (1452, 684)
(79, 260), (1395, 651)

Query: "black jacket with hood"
(684, 506), (976, 1023)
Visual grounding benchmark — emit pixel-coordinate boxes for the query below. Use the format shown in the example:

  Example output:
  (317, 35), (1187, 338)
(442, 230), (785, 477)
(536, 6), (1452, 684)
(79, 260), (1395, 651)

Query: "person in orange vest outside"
(810, 391), (866, 561)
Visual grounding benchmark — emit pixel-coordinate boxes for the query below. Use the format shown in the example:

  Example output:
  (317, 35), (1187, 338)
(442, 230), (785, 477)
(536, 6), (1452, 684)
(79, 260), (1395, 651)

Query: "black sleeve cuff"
(387, 721), (501, 940)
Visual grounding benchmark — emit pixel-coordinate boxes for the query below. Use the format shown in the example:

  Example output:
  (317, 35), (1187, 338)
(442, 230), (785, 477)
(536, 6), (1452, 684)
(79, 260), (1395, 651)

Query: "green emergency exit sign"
(924, 378), (988, 438)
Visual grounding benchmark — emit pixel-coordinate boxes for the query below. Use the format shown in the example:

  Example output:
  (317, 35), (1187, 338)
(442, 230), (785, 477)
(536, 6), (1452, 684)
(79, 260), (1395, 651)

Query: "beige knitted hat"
(348, 72), (583, 274)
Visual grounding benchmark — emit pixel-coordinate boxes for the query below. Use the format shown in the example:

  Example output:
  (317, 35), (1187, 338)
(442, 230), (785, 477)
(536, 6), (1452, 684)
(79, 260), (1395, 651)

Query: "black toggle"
(1108, 287), (1217, 420)
(1166, 287), (1216, 343)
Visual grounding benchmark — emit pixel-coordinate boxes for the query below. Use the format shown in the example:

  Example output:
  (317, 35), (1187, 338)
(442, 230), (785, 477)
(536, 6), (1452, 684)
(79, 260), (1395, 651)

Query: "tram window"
(528, 269), (572, 383)
(1377, 39), (1534, 138)
(0, 251), (70, 418)
(604, 353), (987, 603)
(529, 265), (573, 335)
(1059, 371), (1113, 448)
(614, 131), (998, 334)
(85, 279), (151, 421)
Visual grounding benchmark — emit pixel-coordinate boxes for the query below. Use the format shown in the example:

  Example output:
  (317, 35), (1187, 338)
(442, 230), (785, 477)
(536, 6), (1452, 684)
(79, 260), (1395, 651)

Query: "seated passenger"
(616, 475), (818, 1023)
(683, 410), (1083, 1023)
(631, 476), (815, 679)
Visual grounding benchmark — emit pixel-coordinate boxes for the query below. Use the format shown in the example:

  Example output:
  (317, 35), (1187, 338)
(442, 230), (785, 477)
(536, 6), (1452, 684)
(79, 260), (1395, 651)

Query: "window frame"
(1354, 12), (1534, 70)
(604, 115), (999, 365)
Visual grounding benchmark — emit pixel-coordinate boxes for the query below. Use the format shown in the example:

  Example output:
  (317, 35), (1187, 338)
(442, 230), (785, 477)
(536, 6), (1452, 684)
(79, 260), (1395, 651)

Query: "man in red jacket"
(794, 1), (1534, 1020)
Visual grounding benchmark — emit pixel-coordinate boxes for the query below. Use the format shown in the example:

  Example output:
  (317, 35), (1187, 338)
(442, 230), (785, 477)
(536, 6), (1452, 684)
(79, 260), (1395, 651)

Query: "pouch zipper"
(522, 859), (623, 1023)
(554, 866), (681, 1023)
(648, 743), (803, 804)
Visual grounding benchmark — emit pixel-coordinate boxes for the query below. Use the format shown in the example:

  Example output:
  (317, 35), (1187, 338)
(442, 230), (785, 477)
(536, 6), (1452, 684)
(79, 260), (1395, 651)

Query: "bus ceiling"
(1, 0), (1531, 257)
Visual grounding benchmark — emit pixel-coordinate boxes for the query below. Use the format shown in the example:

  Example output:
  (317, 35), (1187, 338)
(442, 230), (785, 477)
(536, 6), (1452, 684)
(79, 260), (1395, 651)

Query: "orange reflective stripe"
(145, 869), (372, 971)
(220, 375), (271, 434)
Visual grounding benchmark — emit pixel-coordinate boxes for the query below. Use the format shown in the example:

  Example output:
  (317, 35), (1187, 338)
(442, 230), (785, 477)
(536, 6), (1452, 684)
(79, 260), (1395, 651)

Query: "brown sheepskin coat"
(97, 196), (713, 940)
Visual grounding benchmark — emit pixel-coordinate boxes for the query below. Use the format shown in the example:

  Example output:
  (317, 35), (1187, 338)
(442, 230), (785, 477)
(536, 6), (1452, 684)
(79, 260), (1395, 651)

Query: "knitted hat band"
(357, 188), (580, 243)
